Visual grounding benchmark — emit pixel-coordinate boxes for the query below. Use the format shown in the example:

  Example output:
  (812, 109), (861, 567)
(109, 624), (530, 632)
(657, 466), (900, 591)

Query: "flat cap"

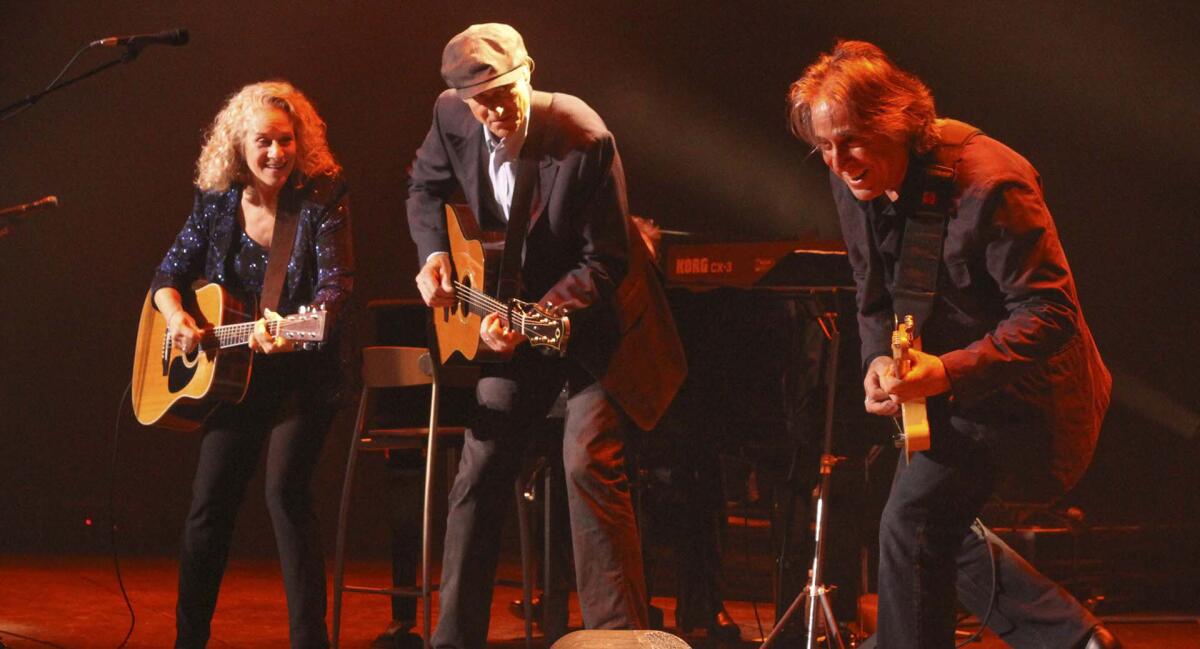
(441, 23), (533, 99)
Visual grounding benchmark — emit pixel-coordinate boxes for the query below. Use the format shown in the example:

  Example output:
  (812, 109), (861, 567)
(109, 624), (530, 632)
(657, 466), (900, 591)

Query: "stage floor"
(1, 554), (1196, 648)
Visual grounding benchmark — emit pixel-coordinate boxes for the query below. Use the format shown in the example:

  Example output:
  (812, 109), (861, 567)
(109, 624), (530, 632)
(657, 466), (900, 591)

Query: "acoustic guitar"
(891, 314), (931, 461)
(130, 283), (328, 431)
(432, 203), (569, 363)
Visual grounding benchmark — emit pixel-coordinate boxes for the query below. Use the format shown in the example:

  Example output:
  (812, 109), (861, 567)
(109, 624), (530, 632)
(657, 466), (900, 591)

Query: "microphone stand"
(0, 206), (24, 239)
(0, 198), (58, 240)
(762, 300), (847, 649)
(0, 43), (145, 121)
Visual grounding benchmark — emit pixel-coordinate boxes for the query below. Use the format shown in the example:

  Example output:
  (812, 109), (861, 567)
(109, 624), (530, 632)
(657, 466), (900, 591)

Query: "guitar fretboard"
(209, 320), (283, 349)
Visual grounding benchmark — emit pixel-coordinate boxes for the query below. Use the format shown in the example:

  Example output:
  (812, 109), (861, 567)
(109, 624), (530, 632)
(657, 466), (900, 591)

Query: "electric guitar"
(432, 203), (570, 364)
(130, 283), (328, 431)
(891, 314), (931, 461)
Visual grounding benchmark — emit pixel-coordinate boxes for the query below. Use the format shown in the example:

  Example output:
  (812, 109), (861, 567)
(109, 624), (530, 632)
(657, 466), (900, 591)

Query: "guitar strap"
(259, 182), (302, 314)
(496, 137), (540, 302)
(892, 120), (981, 336)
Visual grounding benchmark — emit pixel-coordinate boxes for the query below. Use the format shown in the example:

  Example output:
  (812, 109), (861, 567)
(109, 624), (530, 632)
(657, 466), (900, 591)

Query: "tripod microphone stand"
(762, 305), (847, 649)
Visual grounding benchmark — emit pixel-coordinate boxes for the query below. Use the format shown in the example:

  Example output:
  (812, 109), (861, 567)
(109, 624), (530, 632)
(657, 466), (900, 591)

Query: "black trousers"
(876, 425), (1097, 649)
(665, 434), (729, 629)
(385, 449), (424, 624)
(175, 357), (335, 649)
(431, 350), (647, 649)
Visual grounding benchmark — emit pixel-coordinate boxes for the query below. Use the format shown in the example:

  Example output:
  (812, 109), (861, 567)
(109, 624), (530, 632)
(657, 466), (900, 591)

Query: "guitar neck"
(450, 281), (563, 342)
(891, 314), (931, 459)
(206, 320), (282, 349)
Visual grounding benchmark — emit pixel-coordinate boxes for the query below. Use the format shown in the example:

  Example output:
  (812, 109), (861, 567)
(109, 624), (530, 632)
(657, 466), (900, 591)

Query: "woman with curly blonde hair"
(194, 80), (341, 192)
(150, 80), (353, 648)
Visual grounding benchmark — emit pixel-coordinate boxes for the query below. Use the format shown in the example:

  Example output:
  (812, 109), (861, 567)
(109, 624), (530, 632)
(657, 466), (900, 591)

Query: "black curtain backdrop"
(2, 1), (1197, 564)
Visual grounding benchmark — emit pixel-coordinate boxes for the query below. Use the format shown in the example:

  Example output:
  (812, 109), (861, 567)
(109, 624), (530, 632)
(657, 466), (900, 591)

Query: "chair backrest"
(361, 346), (434, 389)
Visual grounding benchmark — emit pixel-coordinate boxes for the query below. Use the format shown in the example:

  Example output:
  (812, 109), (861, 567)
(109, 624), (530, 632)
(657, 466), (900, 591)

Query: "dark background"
(2, 0), (1197, 599)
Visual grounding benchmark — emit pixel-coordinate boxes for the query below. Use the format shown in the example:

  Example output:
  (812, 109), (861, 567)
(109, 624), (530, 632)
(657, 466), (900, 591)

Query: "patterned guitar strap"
(891, 120), (982, 335)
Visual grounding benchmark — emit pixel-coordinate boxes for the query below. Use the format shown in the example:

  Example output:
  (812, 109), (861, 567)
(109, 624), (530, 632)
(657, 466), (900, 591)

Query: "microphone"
(0, 195), (59, 219)
(90, 28), (189, 49)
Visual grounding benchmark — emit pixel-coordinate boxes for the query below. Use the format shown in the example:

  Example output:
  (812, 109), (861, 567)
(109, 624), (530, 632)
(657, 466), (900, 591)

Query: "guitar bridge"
(161, 328), (171, 374)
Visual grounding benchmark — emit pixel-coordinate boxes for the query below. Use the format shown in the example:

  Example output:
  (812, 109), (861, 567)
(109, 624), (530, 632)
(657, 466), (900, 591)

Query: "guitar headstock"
(279, 305), (329, 343)
(891, 314), (917, 375)
(511, 299), (570, 356)
(892, 314), (915, 351)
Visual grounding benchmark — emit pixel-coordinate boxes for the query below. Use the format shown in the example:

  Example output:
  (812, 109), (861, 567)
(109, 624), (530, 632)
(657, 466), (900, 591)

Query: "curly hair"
(194, 80), (341, 191)
(788, 40), (939, 154)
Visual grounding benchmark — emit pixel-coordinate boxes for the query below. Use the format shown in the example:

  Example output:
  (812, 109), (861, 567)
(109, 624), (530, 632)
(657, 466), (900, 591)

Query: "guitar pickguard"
(167, 348), (200, 393)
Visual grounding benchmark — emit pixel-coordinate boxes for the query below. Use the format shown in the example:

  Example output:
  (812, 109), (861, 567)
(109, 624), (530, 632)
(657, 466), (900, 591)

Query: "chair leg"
(516, 473), (536, 648)
(421, 380), (442, 649)
(543, 460), (571, 643)
(332, 389), (370, 649)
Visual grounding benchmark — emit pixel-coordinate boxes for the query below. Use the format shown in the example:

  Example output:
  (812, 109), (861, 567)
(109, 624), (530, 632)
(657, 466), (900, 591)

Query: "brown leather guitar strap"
(259, 184), (302, 314)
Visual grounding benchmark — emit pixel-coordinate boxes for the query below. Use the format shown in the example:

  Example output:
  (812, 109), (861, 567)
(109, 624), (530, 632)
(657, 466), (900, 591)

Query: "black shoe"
(677, 605), (741, 642)
(507, 595), (544, 627)
(708, 608), (741, 642)
(1083, 625), (1122, 649)
(648, 603), (665, 631)
(372, 620), (422, 649)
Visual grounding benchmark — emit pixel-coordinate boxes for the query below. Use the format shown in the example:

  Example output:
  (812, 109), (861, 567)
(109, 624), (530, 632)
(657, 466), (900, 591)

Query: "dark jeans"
(876, 427), (1097, 649)
(175, 358), (334, 649)
(432, 351), (647, 649)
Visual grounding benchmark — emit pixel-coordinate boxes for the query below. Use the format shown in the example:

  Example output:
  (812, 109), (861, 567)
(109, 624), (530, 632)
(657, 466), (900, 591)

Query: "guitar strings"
(452, 280), (534, 317)
(451, 281), (507, 311)
(453, 292), (535, 330)
(448, 283), (565, 344)
(450, 280), (554, 332)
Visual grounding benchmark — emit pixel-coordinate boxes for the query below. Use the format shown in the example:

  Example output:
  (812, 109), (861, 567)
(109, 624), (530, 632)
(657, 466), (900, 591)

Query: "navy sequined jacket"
(147, 171), (350, 371)
(150, 174), (354, 340)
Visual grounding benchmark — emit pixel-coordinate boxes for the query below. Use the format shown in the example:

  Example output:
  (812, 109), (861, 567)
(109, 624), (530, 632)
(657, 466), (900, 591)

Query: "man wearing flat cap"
(406, 23), (686, 648)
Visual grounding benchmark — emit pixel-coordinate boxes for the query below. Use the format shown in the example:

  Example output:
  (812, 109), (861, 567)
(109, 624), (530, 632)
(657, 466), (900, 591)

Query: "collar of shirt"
(873, 153), (924, 218)
(483, 107), (531, 220)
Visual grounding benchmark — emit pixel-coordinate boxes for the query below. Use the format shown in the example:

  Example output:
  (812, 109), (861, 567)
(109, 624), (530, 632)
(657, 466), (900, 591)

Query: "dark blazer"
(835, 120), (1111, 500)
(407, 89), (685, 430)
